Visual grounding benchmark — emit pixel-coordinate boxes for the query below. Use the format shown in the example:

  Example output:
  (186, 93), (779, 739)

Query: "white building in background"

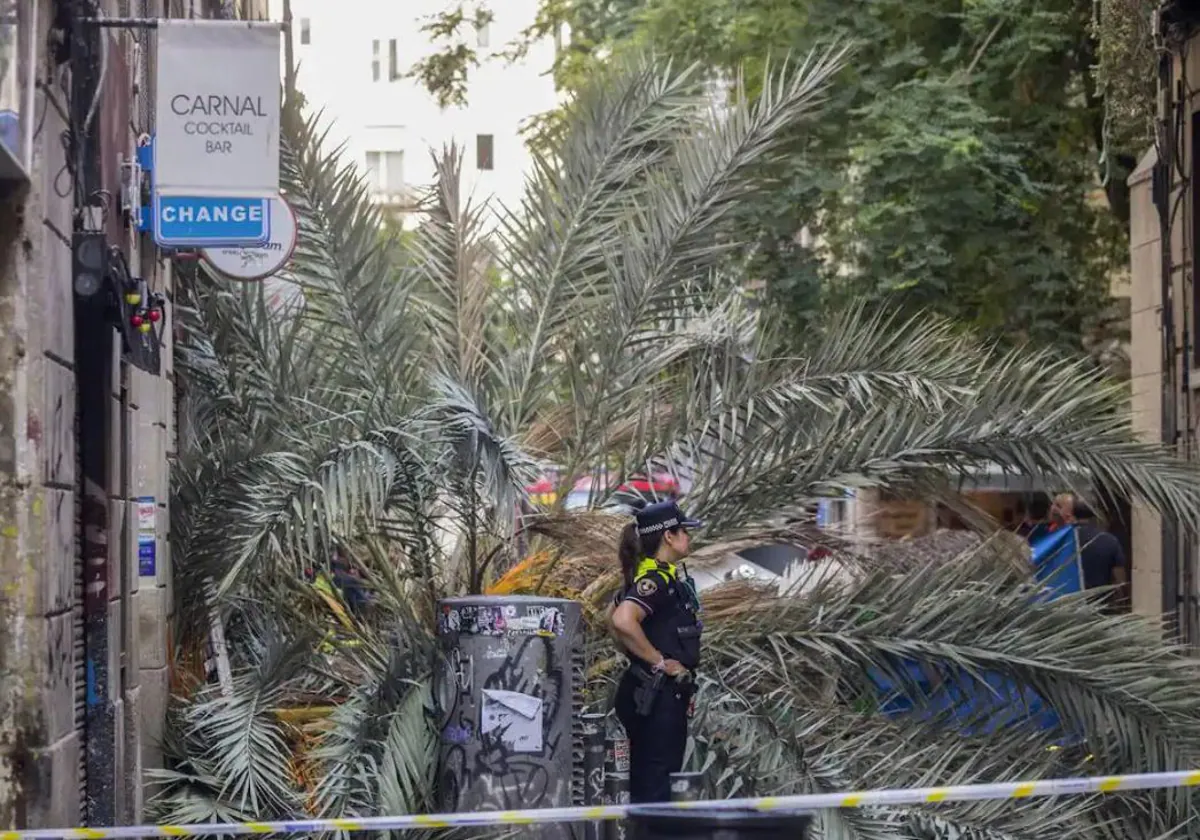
(268, 0), (561, 220)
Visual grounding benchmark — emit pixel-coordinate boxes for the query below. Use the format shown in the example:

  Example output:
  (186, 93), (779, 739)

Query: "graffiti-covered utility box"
(434, 596), (584, 836)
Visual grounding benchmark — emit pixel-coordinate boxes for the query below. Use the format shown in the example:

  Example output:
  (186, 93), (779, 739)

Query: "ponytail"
(619, 523), (641, 590)
(618, 520), (677, 590)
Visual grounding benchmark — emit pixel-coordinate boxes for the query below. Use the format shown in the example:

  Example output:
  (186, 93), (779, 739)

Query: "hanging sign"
(153, 19), (281, 198)
(200, 196), (298, 281)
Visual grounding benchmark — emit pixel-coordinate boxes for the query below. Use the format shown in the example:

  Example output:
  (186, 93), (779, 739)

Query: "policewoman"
(609, 500), (703, 803)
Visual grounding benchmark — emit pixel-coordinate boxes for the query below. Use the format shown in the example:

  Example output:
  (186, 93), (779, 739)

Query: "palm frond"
(282, 109), (427, 422)
(528, 50), (849, 482)
(180, 438), (423, 597)
(148, 637), (309, 821)
(309, 629), (434, 819)
(659, 313), (1200, 535)
(700, 547), (1200, 834)
(692, 690), (1098, 840)
(409, 146), (498, 389)
(495, 55), (714, 431)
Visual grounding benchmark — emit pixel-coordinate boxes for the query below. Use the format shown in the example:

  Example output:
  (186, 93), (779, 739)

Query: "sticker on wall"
(442, 722), (472, 744)
(444, 604), (568, 637)
(507, 605), (565, 637)
(137, 496), (156, 577)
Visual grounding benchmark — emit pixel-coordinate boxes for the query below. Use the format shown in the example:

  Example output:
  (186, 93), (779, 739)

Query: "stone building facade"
(0, 0), (268, 828)
(1127, 1), (1200, 639)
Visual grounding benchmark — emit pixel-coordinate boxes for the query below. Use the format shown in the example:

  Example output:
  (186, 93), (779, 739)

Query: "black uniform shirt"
(619, 560), (703, 670)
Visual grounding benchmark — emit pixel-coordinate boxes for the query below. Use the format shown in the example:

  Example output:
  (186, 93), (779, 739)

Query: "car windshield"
(564, 490), (592, 511)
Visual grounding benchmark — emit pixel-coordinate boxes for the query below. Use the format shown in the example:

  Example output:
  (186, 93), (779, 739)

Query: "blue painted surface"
(86, 658), (99, 706)
(1029, 524), (1084, 600)
(136, 138), (153, 172)
(870, 525), (1086, 741)
(138, 542), (156, 577)
(870, 662), (1062, 735)
(137, 496), (157, 576)
(816, 500), (831, 527)
(0, 110), (18, 162)
(153, 195), (270, 247)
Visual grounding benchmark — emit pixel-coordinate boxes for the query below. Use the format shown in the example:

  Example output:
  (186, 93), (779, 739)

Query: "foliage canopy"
(415, 0), (1136, 363)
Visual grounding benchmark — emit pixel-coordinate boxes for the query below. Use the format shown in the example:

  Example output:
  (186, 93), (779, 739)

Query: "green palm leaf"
(697, 549), (1200, 836)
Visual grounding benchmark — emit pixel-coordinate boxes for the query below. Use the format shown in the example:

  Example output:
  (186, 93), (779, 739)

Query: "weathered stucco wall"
(0, 153), (43, 833)
(1127, 145), (1165, 618)
(0, 0), (78, 825)
(0, 0), (177, 826)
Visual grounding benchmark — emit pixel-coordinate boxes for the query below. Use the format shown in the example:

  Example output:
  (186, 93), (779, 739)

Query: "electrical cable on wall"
(82, 2), (107, 137)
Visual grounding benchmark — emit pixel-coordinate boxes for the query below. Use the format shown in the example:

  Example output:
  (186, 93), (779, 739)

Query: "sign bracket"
(79, 18), (285, 29)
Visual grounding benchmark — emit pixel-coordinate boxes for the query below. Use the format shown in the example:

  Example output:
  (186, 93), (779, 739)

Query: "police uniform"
(613, 502), (703, 804)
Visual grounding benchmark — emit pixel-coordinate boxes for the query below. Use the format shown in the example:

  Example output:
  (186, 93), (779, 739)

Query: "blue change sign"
(153, 195), (270, 247)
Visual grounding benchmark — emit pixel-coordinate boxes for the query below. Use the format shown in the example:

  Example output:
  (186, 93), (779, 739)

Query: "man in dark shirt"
(1059, 495), (1128, 609)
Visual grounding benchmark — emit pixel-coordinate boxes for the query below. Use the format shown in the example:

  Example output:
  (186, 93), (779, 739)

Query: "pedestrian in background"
(1047, 493), (1128, 610)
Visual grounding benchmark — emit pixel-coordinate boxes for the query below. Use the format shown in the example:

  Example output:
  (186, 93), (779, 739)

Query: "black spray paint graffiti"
(436, 610), (574, 821)
(442, 742), (555, 812)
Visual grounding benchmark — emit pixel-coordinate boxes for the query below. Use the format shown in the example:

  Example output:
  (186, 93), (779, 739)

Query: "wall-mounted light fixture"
(72, 230), (107, 298)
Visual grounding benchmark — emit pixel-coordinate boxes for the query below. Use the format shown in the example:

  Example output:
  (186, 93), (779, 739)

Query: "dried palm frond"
(867, 528), (1031, 579)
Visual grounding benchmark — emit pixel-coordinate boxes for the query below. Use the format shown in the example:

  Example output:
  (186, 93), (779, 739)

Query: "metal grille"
(570, 635), (586, 805)
(73, 386), (87, 822)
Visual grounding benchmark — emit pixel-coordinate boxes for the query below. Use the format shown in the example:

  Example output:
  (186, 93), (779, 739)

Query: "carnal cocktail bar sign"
(153, 20), (280, 198)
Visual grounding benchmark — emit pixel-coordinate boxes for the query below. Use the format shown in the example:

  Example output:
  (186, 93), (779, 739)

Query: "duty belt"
(629, 660), (696, 684)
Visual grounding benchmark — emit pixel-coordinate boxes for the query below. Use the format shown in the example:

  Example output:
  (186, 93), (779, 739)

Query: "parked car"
(522, 471), (680, 511)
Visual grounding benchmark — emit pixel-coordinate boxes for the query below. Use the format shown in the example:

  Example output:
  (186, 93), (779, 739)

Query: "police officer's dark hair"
(618, 523), (681, 590)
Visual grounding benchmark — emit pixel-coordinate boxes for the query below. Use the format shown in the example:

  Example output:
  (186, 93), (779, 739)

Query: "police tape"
(4, 770), (1200, 838)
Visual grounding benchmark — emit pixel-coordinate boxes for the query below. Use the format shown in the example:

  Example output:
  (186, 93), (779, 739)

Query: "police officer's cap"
(635, 500), (702, 536)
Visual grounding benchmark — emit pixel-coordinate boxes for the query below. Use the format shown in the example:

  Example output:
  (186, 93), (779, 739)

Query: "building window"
(299, 17), (310, 45)
(476, 134), (494, 171)
(384, 151), (404, 191)
(365, 152), (382, 189)
(371, 40), (380, 82)
(388, 38), (400, 81)
(476, 20), (490, 48)
(365, 150), (405, 193)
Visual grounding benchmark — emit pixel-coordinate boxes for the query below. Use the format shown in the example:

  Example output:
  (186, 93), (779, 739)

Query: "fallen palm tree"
(159, 52), (1200, 840)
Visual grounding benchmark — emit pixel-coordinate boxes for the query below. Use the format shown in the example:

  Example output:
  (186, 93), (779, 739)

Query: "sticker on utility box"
(480, 689), (543, 753)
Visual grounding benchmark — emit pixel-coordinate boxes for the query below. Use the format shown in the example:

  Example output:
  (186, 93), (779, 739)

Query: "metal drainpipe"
(1157, 45), (1181, 637)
